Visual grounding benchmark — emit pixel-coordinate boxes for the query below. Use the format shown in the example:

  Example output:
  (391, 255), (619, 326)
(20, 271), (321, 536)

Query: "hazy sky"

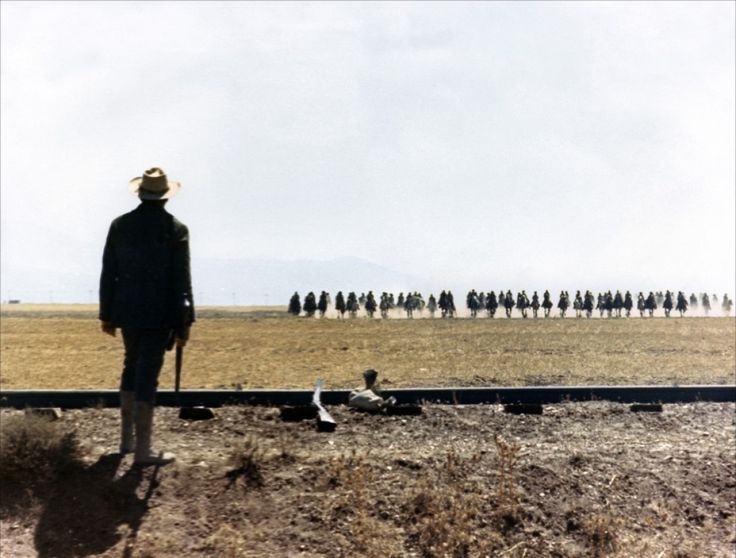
(1, 1), (734, 304)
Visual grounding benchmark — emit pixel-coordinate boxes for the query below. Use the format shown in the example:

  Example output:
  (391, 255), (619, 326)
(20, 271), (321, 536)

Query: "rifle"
(167, 294), (194, 352)
(175, 345), (183, 395)
(174, 295), (192, 401)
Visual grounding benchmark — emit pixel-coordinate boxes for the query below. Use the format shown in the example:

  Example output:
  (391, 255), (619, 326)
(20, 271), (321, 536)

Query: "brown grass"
(1, 308), (734, 389)
(0, 414), (83, 485)
(225, 435), (266, 489)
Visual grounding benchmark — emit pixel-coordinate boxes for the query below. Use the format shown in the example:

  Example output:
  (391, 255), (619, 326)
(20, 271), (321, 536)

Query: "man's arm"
(171, 223), (195, 346)
(99, 222), (118, 336)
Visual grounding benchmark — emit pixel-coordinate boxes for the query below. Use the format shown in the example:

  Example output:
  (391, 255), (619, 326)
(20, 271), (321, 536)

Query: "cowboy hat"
(129, 167), (181, 200)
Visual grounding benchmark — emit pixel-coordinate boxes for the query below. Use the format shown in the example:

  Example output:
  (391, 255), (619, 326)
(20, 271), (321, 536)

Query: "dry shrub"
(405, 451), (499, 558)
(325, 449), (362, 489)
(0, 414), (82, 486)
(200, 524), (248, 558)
(493, 434), (521, 525)
(662, 529), (708, 558)
(127, 532), (189, 558)
(326, 452), (400, 558)
(407, 480), (477, 557)
(225, 435), (265, 488)
(582, 512), (618, 557)
(441, 448), (482, 484)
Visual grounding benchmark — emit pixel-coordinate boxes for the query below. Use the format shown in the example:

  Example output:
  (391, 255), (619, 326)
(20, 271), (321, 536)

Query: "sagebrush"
(0, 413), (83, 486)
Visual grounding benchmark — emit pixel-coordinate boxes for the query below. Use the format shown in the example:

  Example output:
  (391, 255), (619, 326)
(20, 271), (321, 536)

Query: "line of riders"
(289, 290), (734, 319)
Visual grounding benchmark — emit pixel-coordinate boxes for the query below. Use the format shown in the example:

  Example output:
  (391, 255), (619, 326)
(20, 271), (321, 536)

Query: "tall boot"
(119, 390), (136, 454)
(134, 401), (175, 466)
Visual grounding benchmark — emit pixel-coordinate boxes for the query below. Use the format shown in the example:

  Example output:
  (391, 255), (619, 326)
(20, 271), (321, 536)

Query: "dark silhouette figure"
(542, 290), (552, 318)
(335, 291), (346, 318)
(427, 294), (437, 317)
(676, 291), (688, 317)
(531, 291), (540, 319)
(347, 292), (359, 318)
(317, 291), (329, 317)
(303, 292), (317, 317)
(288, 292), (301, 316)
(486, 290), (498, 318)
(365, 291), (377, 318)
(663, 290), (673, 318)
(623, 291), (633, 318)
(466, 289), (480, 318)
(504, 290), (515, 318)
(557, 291), (569, 318)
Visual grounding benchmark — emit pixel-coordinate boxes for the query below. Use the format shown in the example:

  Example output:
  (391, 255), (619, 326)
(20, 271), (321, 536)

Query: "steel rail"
(0, 385), (733, 409)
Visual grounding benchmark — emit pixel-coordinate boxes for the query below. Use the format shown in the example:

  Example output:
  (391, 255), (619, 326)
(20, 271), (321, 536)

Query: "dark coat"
(99, 202), (194, 329)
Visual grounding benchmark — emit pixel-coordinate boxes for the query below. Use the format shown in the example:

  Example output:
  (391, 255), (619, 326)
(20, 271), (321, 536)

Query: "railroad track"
(1, 385), (734, 409)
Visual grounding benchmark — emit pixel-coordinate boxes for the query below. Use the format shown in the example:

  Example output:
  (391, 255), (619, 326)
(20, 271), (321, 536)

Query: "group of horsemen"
(289, 289), (734, 319)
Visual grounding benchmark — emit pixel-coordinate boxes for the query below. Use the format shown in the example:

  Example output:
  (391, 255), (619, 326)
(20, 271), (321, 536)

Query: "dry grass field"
(1, 305), (734, 390)
(2, 305), (735, 557)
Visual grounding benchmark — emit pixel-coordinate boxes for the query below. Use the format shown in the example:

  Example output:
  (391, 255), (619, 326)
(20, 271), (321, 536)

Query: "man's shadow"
(34, 453), (161, 558)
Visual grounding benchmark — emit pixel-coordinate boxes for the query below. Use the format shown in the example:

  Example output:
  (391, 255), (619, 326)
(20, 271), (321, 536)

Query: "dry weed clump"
(582, 511), (619, 557)
(0, 413), (83, 486)
(199, 524), (249, 558)
(225, 435), (266, 488)
(325, 451), (401, 558)
(493, 434), (521, 526)
(406, 479), (478, 557)
(126, 531), (193, 558)
(404, 451), (501, 558)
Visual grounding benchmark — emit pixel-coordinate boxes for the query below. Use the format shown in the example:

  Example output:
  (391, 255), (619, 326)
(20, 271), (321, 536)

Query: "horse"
(583, 291), (595, 318)
(335, 291), (346, 319)
(542, 291), (553, 318)
(637, 293), (645, 317)
(347, 292), (360, 318)
(557, 291), (569, 318)
(701, 293), (711, 316)
(466, 290), (481, 318)
(379, 293), (390, 319)
(573, 292), (583, 318)
(645, 292), (657, 317)
(723, 295), (734, 316)
(364, 291), (377, 318)
(604, 292), (614, 318)
(427, 295), (437, 318)
(317, 291), (329, 318)
(623, 292), (633, 318)
(663, 291), (673, 318)
(596, 293), (605, 317)
(613, 291), (624, 318)
(516, 292), (529, 319)
(486, 291), (498, 318)
(531, 292), (540, 319)
(675, 292), (688, 317)
(504, 290), (515, 318)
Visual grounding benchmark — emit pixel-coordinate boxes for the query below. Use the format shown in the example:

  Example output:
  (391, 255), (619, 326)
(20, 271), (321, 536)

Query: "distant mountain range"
(1, 256), (438, 306)
(191, 256), (437, 306)
(4, 255), (723, 306)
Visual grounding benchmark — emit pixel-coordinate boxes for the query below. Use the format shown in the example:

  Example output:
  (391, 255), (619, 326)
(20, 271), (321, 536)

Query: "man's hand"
(176, 327), (190, 348)
(101, 321), (116, 337)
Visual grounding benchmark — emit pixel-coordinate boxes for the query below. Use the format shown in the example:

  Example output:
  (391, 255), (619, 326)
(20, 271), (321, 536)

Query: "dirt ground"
(1, 306), (734, 557)
(1, 402), (735, 558)
(1, 307), (734, 390)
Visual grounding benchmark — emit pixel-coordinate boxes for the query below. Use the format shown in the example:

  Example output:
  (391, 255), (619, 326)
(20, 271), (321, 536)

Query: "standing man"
(99, 168), (194, 466)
